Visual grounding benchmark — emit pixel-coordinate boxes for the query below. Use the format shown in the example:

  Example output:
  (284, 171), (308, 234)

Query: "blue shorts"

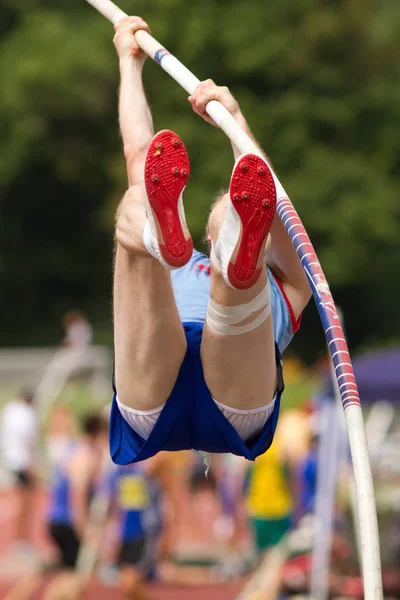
(110, 322), (284, 465)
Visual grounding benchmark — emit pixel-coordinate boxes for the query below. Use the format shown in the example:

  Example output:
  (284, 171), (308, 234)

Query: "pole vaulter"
(84, 2), (383, 597)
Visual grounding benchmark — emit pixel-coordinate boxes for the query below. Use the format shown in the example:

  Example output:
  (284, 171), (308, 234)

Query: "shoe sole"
(227, 154), (277, 289)
(144, 130), (193, 268)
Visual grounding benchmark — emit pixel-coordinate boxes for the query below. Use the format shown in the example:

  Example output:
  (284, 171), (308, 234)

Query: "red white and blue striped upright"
(276, 197), (360, 411)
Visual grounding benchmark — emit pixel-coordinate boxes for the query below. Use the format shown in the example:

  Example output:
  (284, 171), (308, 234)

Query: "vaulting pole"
(84, 2), (383, 596)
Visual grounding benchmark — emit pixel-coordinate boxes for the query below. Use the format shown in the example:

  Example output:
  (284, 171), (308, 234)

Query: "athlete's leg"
(114, 129), (193, 411)
(114, 184), (186, 411)
(190, 80), (310, 419)
(42, 572), (84, 600)
(201, 156), (277, 411)
(113, 19), (189, 412)
(118, 565), (149, 600)
(14, 472), (35, 546)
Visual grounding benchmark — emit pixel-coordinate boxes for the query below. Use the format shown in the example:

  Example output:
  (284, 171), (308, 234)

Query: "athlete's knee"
(206, 190), (229, 243)
(206, 283), (271, 335)
(118, 566), (144, 598)
(115, 186), (147, 253)
(115, 186), (143, 231)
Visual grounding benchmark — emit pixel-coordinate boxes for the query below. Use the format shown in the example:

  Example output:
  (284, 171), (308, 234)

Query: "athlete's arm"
(114, 16), (154, 186)
(68, 453), (92, 538)
(190, 80), (311, 319)
(145, 453), (182, 557)
(188, 79), (270, 163)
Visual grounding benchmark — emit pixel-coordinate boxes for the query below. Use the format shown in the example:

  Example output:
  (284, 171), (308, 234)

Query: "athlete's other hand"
(114, 16), (151, 64)
(188, 80), (242, 127)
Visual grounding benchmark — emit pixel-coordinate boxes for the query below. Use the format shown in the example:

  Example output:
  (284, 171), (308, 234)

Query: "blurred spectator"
(160, 451), (194, 554)
(296, 434), (319, 518)
(47, 413), (108, 570)
(0, 389), (38, 553)
(189, 458), (222, 543)
(109, 457), (166, 599)
(278, 409), (310, 466)
(62, 310), (93, 348)
(214, 454), (249, 554)
(245, 441), (293, 555)
(46, 405), (76, 469)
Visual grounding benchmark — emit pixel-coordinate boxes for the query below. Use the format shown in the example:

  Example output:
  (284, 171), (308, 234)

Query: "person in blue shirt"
(109, 456), (172, 600)
(47, 413), (108, 569)
(297, 435), (319, 518)
(110, 17), (311, 470)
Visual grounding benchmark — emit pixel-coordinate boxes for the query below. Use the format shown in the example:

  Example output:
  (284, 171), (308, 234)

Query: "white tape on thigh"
(206, 283), (271, 335)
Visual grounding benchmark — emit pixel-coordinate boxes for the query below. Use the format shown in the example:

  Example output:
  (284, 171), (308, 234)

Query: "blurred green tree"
(0, 0), (399, 360)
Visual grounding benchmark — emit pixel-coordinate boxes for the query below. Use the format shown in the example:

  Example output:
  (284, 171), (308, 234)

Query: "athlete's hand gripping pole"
(86, 0), (260, 157)
(84, 1), (383, 597)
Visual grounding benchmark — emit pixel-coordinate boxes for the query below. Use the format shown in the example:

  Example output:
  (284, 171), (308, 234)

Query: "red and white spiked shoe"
(143, 130), (193, 269)
(212, 154), (277, 289)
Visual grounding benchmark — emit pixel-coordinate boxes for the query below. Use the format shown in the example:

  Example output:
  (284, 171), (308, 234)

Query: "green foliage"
(1, 0), (399, 357)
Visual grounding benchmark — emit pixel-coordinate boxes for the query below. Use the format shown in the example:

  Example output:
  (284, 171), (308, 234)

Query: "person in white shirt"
(62, 310), (93, 348)
(0, 389), (38, 550)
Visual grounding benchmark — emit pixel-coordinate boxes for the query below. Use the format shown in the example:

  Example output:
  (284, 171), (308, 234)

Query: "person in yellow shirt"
(245, 441), (293, 553)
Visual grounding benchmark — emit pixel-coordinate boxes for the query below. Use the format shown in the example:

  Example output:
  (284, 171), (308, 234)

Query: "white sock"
(210, 239), (223, 269)
(209, 201), (241, 287)
(143, 221), (160, 261)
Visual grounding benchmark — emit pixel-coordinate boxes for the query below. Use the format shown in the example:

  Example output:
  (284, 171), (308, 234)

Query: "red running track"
(0, 489), (243, 599)
(0, 579), (242, 600)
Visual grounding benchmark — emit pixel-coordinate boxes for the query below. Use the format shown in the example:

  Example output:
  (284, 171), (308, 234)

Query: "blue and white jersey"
(109, 463), (162, 543)
(171, 249), (298, 353)
(48, 441), (89, 526)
